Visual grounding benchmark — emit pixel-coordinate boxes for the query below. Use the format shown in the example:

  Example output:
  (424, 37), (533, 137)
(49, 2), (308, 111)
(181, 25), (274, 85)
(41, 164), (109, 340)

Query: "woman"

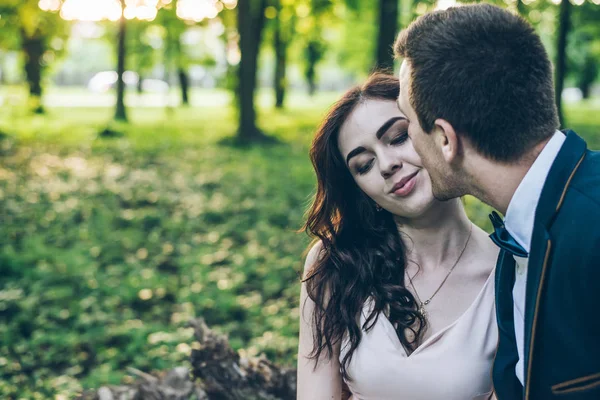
(297, 74), (499, 400)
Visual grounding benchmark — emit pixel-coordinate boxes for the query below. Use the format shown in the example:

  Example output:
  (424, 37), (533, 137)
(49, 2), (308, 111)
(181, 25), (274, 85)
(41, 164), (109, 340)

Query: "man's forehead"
(399, 60), (408, 76)
(396, 79), (407, 108)
(397, 61), (411, 109)
(399, 60), (411, 85)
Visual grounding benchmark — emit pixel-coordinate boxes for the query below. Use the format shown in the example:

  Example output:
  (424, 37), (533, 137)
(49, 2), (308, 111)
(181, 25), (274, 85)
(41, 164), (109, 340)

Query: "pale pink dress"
(340, 270), (497, 400)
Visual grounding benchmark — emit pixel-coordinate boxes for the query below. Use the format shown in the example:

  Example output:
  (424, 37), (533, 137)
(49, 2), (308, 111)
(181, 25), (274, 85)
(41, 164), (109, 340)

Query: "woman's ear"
(433, 118), (460, 164)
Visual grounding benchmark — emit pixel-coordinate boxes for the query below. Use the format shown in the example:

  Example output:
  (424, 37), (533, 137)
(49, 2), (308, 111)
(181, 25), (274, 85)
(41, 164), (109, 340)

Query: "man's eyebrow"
(346, 147), (366, 166)
(376, 116), (406, 140)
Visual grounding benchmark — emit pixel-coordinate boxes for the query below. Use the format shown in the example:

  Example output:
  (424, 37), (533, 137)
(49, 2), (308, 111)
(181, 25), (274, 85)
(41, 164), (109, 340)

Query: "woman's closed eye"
(355, 131), (408, 175)
(356, 159), (374, 175)
(390, 130), (409, 146)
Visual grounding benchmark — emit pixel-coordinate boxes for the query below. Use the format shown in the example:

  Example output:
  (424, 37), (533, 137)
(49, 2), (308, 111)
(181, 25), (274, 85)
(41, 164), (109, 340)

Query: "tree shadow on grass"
(218, 128), (282, 148)
(97, 126), (125, 139)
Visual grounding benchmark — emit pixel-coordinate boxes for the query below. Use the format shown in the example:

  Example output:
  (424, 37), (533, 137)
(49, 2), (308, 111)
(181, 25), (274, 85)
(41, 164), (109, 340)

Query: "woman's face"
(337, 99), (438, 219)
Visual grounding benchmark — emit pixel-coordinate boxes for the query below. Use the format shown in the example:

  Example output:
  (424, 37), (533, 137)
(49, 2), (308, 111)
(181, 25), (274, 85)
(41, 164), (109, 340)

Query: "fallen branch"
(79, 318), (296, 400)
(188, 318), (296, 400)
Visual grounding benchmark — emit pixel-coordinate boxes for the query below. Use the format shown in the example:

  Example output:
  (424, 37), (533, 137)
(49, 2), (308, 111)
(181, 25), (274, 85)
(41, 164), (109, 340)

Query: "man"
(394, 3), (600, 400)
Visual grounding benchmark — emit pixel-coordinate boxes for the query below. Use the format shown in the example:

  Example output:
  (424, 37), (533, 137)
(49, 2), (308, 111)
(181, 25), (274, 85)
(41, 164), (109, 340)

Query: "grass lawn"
(0, 88), (598, 398)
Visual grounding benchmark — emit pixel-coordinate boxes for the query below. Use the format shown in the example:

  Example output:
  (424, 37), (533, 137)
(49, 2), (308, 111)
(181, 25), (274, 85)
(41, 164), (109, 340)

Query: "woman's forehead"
(338, 100), (404, 154)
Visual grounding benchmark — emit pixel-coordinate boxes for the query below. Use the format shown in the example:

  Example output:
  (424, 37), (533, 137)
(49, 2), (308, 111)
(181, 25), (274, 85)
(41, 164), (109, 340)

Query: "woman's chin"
(389, 191), (439, 217)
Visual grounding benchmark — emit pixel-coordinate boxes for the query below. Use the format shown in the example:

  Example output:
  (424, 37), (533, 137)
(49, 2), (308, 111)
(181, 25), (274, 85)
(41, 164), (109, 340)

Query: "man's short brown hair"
(395, 3), (559, 162)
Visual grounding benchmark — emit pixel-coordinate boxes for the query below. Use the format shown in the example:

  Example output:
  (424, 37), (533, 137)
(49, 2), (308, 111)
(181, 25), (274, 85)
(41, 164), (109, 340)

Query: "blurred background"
(0, 0), (598, 398)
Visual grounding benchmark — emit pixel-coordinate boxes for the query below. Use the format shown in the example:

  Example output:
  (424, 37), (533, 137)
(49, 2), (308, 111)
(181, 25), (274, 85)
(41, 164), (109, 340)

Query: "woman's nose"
(380, 151), (402, 179)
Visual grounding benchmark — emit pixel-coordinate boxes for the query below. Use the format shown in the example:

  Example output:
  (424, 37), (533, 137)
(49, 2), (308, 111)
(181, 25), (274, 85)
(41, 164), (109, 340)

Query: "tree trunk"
(175, 35), (189, 106)
(137, 75), (144, 94)
(178, 68), (190, 105)
(237, 0), (270, 143)
(114, 0), (128, 122)
(581, 82), (590, 100)
(375, 0), (399, 72)
(273, 0), (287, 109)
(21, 30), (45, 114)
(305, 40), (320, 96)
(555, 0), (571, 127)
(578, 54), (597, 100)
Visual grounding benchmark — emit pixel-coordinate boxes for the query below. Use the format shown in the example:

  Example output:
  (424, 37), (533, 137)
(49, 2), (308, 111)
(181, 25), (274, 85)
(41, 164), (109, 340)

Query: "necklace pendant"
(419, 303), (428, 319)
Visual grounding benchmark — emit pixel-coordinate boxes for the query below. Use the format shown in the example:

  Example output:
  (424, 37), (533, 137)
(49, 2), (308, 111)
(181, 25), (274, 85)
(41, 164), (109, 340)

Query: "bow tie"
(489, 211), (528, 258)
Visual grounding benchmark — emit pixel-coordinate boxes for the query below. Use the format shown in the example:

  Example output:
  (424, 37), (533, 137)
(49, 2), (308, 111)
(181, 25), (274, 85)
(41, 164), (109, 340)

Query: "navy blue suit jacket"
(492, 131), (600, 400)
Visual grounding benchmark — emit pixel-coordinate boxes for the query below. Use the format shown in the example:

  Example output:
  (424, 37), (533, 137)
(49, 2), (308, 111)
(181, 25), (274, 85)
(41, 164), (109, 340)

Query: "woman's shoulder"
(462, 224), (498, 283)
(472, 225), (500, 264)
(303, 240), (326, 279)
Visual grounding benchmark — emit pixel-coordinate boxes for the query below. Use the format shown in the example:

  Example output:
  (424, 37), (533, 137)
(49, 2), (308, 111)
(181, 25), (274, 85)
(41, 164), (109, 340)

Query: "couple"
(297, 4), (600, 400)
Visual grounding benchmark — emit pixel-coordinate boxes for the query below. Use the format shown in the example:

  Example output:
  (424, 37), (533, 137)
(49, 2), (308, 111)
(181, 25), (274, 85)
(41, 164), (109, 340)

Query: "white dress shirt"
(503, 130), (566, 385)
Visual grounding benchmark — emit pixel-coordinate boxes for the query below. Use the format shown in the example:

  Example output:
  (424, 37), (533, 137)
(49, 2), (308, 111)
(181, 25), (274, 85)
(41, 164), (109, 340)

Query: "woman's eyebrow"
(376, 116), (406, 140)
(346, 116), (408, 166)
(346, 146), (366, 166)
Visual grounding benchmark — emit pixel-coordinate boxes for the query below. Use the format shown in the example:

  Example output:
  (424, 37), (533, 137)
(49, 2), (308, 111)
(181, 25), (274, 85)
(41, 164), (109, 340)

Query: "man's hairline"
(397, 58), (423, 132)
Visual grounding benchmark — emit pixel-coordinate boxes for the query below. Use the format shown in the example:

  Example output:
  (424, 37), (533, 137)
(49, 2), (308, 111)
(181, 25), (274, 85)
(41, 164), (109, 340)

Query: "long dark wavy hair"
(302, 73), (425, 380)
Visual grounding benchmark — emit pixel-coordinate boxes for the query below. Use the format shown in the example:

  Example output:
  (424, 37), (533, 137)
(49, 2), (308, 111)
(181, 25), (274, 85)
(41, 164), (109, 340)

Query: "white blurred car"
(87, 71), (169, 93)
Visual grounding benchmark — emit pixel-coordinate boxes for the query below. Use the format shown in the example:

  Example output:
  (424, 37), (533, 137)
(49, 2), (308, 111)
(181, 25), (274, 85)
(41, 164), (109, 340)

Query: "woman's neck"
(394, 199), (472, 273)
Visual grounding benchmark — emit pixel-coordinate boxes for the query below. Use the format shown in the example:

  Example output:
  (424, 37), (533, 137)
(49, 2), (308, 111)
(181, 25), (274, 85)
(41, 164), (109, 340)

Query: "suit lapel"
(496, 249), (516, 328)
(493, 249), (523, 399)
(522, 131), (587, 399)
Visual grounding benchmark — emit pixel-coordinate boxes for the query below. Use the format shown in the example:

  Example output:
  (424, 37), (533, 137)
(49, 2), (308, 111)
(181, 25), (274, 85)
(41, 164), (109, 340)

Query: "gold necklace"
(406, 223), (473, 321)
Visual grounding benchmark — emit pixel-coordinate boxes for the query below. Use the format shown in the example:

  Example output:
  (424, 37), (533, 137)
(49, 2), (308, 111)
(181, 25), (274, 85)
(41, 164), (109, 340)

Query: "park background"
(0, 0), (599, 398)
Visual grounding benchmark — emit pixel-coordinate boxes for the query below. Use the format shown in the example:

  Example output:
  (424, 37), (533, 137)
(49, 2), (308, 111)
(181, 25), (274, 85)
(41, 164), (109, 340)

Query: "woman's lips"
(392, 171), (418, 197)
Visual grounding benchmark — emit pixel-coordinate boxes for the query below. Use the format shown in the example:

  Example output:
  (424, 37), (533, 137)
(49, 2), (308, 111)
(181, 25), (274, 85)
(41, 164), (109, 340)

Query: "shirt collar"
(504, 131), (566, 253)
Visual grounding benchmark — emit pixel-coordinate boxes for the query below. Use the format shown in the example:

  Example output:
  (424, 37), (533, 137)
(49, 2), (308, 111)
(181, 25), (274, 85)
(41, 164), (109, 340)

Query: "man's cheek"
(408, 128), (422, 148)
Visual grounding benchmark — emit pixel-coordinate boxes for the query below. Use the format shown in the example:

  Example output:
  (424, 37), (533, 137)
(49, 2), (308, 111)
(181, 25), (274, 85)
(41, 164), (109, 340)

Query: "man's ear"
(433, 118), (460, 163)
